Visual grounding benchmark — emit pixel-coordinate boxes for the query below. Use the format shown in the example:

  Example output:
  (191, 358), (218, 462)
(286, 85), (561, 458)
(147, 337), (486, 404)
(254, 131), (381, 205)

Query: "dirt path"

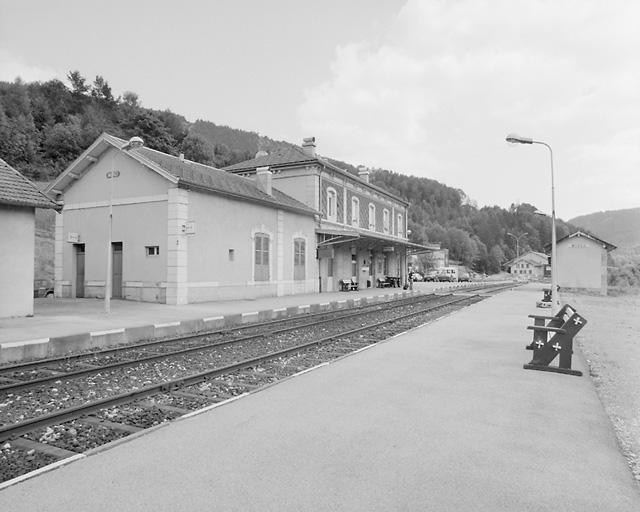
(563, 291), (640, 482)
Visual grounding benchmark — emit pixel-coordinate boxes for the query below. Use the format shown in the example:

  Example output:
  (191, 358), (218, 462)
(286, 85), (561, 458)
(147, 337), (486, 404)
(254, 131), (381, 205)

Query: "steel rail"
(0, 291), (440, 374)
(0, 294), (478, 442)
(0, 293), (453, 393)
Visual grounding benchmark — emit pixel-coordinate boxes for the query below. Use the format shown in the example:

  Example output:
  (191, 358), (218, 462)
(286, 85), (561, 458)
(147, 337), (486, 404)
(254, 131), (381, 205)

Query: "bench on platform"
(339, 278), (358, 291)
(524, 303), (586, 376)
(376, 277), (391, 288)
(526, 304), (575, 350)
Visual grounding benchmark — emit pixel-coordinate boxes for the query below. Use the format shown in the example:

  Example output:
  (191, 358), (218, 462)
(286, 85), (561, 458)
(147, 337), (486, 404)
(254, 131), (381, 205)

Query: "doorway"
(112, 242), (123, 299)
(75, 244), (85, 298)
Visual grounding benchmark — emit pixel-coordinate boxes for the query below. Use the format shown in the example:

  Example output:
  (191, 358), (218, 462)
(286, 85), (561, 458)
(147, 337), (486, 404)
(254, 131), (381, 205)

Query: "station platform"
(0, 281), (468, 363)
(1, 283), (639, 510)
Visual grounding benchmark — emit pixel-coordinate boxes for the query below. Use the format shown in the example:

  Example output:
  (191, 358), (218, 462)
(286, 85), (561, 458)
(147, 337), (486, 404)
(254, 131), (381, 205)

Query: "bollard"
(524, 305), (586, 376)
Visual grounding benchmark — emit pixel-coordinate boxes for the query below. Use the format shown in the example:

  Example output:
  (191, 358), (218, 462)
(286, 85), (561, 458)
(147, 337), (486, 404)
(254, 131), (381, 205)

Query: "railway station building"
(224, 137), (430, 291)
(555, 231), (616, 295)
(0, 158), (61, 318)
(46, 133), (319, 304)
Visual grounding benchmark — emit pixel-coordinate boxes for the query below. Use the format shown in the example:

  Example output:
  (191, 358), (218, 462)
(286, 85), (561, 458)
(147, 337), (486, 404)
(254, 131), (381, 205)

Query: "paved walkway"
(1, 283), (638, 510)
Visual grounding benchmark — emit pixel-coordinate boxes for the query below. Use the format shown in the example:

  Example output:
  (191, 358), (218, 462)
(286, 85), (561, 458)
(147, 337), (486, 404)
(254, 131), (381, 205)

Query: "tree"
(91, 75), (115, 104)
(180, 133), (215, 165)
(67, 70), (89, 95)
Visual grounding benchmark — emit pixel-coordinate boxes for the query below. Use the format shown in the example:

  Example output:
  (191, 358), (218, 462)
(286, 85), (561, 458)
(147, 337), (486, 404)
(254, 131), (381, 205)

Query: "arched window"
(368, 203), (376, 230)
(254, 233), (270, 281)
(327, 187), (337, 222)
(383, 209), (390, 234)
(351, 197), (360, 227)
(294, 238), (305, 281)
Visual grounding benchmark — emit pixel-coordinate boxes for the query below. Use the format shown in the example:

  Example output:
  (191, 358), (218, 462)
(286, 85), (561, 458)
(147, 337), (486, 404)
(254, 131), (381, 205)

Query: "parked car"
(458, 272), (471, 282)
(34, 279), (54, 298)
(435, 267), (458, 282)
(409, 271), (423, 282)
(423, 270), (439, 282)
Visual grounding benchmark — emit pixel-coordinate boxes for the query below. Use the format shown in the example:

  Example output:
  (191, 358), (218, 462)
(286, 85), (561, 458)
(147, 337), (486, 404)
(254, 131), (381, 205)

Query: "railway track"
(0, 283), (513, 485)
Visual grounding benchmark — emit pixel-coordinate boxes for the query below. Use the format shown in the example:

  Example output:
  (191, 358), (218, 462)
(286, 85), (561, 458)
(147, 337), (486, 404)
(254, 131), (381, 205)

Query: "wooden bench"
(526, 304), (574, 350)
(339, 278), (358, 291)
(524, 304), (586, 376)
(376, 277), (391, 288)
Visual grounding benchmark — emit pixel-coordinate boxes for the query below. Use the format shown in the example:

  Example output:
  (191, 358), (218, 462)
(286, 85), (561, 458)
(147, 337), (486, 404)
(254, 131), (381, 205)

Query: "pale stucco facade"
(225, 138), (422, 292)
(0, 205), (36, 317)
(556, 232), (615, 294)
(49, 135), (318, 305)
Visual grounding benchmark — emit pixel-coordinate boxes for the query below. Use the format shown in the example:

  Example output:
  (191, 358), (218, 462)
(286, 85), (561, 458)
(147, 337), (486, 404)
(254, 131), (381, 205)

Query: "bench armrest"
(528, 314), (556, 320)
(527, 325), (567, 334)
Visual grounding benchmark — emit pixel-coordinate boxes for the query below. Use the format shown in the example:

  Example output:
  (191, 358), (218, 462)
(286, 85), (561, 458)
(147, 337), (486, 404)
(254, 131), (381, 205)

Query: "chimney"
(302, 136), (316, 157)
(256, 166), (272, 195)
(357, 165), (370, 183)
(179, 153), (184, 162)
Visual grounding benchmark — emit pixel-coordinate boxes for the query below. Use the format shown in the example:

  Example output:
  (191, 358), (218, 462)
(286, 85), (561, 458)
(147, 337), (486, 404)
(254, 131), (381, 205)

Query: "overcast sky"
(1, 0), (638, 220)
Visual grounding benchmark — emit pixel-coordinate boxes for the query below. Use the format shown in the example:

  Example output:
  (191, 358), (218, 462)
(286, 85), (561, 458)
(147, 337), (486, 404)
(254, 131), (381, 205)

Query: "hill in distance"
(570, 207), (640, 250)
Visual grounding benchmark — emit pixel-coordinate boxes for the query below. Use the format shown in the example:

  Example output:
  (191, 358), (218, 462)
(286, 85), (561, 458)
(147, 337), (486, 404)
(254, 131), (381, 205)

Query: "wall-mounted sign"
(182, 221), (196, 235)
(67, 232), (80, 243)
(382, 246), (395, 252)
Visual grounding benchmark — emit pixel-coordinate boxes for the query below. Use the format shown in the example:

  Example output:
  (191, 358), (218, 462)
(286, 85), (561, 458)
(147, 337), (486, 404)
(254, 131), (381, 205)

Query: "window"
(254, 233), (270, 281)
(368, 203), (376, 230)
(327, 187), (337, 222)
(397, 214), (403, 237)
(351, 197), (360, 227)
(146, 246), (159, 256)
(383, 209), (390, 234)
(294, 238), (305, 281)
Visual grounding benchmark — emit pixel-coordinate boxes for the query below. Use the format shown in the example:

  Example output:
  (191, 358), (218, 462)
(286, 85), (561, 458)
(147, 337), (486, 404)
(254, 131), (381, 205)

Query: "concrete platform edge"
(0, 289), (428, 363)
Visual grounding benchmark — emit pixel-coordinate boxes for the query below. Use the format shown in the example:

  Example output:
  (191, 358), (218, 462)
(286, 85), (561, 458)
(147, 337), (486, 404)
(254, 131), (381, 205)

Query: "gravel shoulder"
(563, 290), (640, 481)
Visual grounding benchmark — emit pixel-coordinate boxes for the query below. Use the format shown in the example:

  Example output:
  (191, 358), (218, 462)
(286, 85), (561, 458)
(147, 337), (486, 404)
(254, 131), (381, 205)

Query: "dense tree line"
(371, 169), (574, 274)
(0, 72), (594, 277)
(0, 72), (255, 180)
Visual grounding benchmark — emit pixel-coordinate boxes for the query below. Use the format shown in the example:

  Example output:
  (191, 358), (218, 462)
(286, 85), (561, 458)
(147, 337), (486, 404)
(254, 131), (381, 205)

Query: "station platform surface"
(0, 281), (466, 361)
(1, 283), (639, 510)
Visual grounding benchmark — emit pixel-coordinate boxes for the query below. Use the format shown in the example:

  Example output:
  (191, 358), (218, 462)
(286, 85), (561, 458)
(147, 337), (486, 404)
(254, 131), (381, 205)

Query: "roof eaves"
(177, 180), (318, 218)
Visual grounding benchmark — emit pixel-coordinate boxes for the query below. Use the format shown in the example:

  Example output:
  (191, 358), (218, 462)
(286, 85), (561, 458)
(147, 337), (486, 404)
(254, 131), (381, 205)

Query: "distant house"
(554, 231), (616, 294)
(0, 159), (60, 318)
(45, 133), (319, 304)
(505, 251), (548, 280)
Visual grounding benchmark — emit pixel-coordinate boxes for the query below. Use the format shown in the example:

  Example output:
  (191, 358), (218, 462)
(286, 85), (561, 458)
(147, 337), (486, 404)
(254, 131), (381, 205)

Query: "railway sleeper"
(10, 436), (78, 458)
(81, 416), (143, 434)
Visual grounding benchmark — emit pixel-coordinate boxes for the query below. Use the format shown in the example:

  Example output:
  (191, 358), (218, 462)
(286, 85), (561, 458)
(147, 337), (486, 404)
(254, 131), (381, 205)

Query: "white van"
(436, 267), (458, 282)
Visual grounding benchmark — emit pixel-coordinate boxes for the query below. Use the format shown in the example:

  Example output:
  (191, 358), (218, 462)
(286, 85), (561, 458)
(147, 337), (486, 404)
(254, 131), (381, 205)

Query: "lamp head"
(506, 133), (533, 144)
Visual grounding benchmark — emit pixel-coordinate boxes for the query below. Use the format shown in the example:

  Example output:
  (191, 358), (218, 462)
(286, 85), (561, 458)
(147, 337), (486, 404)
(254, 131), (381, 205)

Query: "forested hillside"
(0, 72), (592, 276)
(570, 208), (640, 250)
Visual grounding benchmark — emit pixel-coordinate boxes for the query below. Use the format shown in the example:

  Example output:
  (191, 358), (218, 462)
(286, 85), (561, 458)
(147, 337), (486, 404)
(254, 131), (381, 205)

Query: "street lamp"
(506, 133), (558, 313)
(506, 231), (528, 258)
(105, 136), (144, 313)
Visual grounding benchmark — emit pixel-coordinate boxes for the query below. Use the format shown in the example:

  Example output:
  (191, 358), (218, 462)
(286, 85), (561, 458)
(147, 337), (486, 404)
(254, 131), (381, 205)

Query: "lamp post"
(506, 134), (558, 313)
(506, 231), (528, 258)
(105, 136), (144, 313)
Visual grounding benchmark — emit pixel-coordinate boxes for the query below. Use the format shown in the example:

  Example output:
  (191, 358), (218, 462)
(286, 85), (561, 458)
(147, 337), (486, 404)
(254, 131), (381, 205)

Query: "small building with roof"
(224, 137), (432, 291)
(46, 133), (319, 304)
(0, 158), (61, 317)
(554, 231), (616, 294)
(505, 251), (549, 280)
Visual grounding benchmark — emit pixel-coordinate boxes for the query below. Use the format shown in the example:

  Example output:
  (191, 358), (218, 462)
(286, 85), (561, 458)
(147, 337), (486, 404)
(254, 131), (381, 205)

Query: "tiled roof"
(222, 146), (315, 171)
(0, 158), (60, 210)
(127, 142), (316, 216)
(222, 143), (409, 206)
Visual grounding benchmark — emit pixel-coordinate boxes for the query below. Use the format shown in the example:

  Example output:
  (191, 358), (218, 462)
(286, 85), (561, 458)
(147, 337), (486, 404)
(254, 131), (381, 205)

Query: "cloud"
(0, 49), (62, 83)
(298, 0), (640, 218)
